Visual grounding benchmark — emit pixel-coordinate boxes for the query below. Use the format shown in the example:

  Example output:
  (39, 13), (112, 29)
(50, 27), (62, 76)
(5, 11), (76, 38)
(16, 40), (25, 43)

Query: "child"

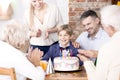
(42, 24), (82, 65)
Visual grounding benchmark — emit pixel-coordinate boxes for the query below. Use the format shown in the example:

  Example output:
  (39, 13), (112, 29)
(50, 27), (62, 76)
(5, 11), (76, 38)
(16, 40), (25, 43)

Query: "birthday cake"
(54, 57), (79, 71)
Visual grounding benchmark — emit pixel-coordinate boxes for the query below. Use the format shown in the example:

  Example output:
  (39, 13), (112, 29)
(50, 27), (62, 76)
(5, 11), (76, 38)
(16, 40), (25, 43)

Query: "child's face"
(58, 30), (71, 47)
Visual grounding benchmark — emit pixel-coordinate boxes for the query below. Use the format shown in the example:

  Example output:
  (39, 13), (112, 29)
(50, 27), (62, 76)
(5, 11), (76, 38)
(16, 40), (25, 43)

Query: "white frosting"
(54, 57), (79, 71)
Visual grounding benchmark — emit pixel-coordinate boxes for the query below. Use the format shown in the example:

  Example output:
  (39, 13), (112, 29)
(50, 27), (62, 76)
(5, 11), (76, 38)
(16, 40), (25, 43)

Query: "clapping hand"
(29, 29), (41, 37)
(26, 47), (44, 67)
(44, 31), (49, 39)
(36, 29), (41, 37)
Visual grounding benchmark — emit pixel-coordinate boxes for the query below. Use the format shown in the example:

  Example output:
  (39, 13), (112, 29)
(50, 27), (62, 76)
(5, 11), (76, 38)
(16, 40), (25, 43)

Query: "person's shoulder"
(48, 3), (57, 7)
(77, 31), (88, 38)
(50, 41), (59, 47)
(99, 28), (110, 38)
(80, 31), (88, 35)
(47, 3), (58, 10)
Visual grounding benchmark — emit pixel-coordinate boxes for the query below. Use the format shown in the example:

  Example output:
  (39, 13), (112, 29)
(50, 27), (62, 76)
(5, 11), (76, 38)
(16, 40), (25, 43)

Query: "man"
(78, 5), (120, 80)
(76, 10), (110, 62)
(0, 20), (45, 80)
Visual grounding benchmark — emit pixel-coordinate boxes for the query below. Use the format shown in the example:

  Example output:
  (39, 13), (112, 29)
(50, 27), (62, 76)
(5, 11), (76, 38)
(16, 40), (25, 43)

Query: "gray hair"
(100, 5), (120, 31)
(1, 20), (28, 49)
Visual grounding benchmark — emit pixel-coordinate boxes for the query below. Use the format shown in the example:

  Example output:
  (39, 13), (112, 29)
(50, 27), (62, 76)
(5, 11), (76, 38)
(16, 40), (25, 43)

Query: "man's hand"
(72, 41), (80, 48)
(26, 47), (44, 67)
(78, 49), (98, 58)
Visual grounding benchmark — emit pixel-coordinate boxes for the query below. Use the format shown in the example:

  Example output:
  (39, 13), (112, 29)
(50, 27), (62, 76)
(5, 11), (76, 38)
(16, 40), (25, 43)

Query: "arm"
(42, 46), (54, 61)
(78, 49), (98, 58)
(45, 27), (58, 39)
(13, 48), (45, 80)
(26, 47), (43, 67)
(77, 46), (111, 80)
(29, 29), (41, 38)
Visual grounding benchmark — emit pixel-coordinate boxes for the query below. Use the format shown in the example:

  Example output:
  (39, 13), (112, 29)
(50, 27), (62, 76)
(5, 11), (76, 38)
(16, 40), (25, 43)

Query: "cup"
(40, 60), (48, 71)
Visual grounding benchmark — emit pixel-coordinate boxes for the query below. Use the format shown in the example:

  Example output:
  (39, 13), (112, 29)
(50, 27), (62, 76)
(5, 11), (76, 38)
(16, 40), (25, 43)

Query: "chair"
(0, 67), (16, 80)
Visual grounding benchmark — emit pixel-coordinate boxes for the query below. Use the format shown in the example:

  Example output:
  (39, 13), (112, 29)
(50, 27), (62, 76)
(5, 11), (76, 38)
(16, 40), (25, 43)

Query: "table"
(45, 67), (87, 80)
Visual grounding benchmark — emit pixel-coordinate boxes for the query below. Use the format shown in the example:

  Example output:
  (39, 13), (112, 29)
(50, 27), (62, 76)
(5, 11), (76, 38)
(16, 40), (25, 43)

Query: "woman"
(0, 20), (45, 80)
(24, 0), (63, 54)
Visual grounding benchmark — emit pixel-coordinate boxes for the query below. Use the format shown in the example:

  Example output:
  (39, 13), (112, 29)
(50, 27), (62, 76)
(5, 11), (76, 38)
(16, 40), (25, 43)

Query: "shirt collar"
(88, 28), (103, 40)
(58, 41), (70, 48)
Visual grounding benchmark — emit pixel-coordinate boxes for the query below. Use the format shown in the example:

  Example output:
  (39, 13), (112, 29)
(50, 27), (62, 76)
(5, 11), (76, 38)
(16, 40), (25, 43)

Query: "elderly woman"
(0, 20), (45, 80)
(78, 5), (120, 80)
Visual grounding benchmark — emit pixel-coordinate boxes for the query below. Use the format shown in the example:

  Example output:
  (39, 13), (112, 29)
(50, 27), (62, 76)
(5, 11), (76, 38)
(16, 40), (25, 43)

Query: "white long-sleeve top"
(24, 4), (63, 46)
(84, 31), (120, 80)
(0, 41), (45, 80)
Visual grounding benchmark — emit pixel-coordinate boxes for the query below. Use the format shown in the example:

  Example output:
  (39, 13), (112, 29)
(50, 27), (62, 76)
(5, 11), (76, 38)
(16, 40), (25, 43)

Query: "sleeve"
(23, 10), (31, 39)
(107, 66), (120, 80)
(13, 52), (45, 80)
(42, 46), (54, 61)
(54, 6), (64, 27)
(75, 32), (86, 49)
(23, 9), (30, 27)
(84, 61), (96, 80)
(76, 34), (83, 44)
(84, 50), (110, 80)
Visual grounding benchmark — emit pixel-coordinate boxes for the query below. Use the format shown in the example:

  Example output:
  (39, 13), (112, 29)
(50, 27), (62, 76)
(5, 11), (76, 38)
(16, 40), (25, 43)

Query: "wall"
(69, 0), (111, 41)
(0, 0), (29, 26)
(0, 0), (112, 41)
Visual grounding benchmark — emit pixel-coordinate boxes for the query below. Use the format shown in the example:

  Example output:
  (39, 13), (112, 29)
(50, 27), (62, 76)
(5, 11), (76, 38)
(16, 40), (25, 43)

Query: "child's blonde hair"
(58, 24), (73, 36)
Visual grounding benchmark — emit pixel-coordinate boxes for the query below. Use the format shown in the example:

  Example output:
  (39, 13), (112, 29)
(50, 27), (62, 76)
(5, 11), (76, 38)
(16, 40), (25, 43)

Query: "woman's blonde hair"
(1, 20), (28, 49)
(29, 4), (34, 30)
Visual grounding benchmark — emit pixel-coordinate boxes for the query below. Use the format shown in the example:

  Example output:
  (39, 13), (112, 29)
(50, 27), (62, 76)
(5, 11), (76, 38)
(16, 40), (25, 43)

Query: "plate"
(54, 67), (82, 72)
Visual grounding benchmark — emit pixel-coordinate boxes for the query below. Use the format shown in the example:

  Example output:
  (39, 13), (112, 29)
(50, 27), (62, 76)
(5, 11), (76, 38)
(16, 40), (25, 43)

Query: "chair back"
(0, 67), (16, 80)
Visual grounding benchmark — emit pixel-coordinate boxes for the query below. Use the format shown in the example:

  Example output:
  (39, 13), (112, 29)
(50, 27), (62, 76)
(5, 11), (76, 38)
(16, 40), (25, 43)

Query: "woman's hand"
(44, 30), (49, 39)
(26, 47), (44, 67)
(78, 49), (98, 58)
(36, 29), (41, 37)
(30, 29), (41, 37)
(77, 54), (90, 62)
(44, 27), (58, 39)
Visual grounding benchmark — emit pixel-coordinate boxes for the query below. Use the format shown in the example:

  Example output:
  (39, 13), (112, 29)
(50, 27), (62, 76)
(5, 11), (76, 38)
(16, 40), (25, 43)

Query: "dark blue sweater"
(42, 41), (83, 65)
